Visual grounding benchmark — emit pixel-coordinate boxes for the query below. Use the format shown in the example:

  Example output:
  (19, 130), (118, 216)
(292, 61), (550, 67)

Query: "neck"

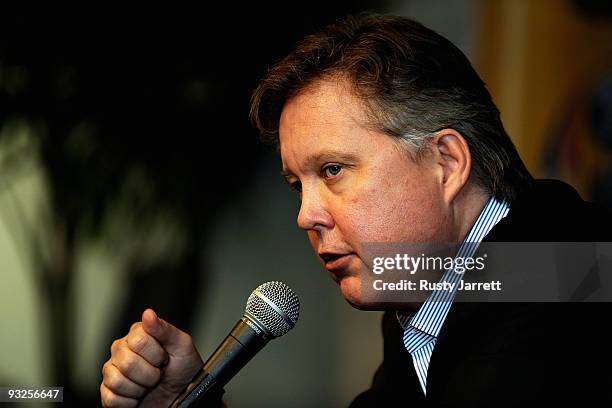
(394, 184), (489, 313)
(451, 183), (489, 244)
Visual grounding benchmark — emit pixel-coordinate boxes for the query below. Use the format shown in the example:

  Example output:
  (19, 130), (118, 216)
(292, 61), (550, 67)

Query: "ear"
(432, 128), (471, 204)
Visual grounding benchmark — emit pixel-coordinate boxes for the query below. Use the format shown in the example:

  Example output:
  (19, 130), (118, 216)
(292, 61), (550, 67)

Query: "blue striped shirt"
(397, 197), (510, 395)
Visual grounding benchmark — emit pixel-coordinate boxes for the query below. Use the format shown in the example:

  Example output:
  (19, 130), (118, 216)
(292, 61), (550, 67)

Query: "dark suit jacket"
(350, 180), (612, 407)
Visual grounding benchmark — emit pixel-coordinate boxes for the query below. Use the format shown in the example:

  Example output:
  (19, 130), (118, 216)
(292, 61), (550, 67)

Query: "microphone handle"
(169, 317), (270, 408)
(169, 368), (223, 408)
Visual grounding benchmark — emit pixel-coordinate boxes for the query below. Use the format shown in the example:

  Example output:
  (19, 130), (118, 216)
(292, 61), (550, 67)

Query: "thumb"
(141, 308), (193, 355)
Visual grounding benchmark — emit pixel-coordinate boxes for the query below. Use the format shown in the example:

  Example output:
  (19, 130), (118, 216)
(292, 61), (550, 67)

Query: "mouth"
(319, 252), (355, 273)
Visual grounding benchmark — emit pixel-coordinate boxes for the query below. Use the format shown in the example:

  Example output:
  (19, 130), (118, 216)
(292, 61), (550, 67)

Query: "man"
(100, 15), (612, 407)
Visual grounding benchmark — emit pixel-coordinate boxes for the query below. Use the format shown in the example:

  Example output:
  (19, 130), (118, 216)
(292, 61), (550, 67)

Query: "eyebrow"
(281, 150), (360, 183)
(281, 169), (295, 184)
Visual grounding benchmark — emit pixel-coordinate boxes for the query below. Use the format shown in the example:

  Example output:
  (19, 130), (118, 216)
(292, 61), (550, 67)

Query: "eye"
(323, 164), (343, 178)
(290, 181), (302, 193)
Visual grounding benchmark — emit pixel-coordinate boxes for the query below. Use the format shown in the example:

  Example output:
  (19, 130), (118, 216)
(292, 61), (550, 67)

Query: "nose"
(297, 185), (334, 231)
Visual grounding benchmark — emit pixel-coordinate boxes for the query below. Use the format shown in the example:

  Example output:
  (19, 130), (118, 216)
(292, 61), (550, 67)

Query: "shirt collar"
(396, 196), (510, 331)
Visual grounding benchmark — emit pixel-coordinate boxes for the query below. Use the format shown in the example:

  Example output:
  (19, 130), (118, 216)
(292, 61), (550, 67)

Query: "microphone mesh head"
(245, 281), (300, 338)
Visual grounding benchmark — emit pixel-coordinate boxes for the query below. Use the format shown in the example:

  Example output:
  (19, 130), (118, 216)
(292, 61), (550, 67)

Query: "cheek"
(339, 173), (445, 242)
(394, 176), (447, 240)
(334, 185), (398, 241)
(307, 230), (319, 249)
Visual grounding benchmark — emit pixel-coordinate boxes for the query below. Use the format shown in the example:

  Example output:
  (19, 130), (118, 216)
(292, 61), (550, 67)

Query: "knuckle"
(100, 385), (115, 408)
(128, 332), (149, 353)
(103, 393), (119, 407)
(104, 367), (122, 391)
(102, 361), (111, 376)
(118, 353), (138, 374)
(110, 339), (121, 354)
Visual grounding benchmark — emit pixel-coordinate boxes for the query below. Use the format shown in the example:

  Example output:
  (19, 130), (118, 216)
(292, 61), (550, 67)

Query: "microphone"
(169, 281), (300, 408)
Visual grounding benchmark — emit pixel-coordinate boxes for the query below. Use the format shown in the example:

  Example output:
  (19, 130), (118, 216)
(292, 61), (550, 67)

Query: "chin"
(339, 276), (390, 311)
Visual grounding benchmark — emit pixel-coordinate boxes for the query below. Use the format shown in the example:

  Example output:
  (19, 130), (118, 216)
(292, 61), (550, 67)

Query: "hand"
(100, 309), (203, 407)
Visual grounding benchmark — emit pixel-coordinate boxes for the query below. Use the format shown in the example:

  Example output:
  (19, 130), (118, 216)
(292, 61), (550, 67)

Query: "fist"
(100, 309), (203, 407)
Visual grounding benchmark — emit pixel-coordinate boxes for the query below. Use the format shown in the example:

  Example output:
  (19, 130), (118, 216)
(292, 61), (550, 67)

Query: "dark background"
(0, 1), (610, 407)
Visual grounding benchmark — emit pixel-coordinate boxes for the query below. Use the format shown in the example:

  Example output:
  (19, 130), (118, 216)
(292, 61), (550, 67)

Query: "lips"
(319, 252), (355, 272)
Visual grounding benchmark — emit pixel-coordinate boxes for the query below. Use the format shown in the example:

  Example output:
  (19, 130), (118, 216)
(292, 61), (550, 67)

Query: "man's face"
(279, 79), (452, 308)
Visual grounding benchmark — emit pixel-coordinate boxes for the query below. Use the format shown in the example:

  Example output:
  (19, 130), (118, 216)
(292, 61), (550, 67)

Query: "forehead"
(281, 78), (366, 126)
(278, 79), (371, 156)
